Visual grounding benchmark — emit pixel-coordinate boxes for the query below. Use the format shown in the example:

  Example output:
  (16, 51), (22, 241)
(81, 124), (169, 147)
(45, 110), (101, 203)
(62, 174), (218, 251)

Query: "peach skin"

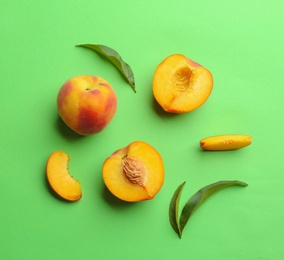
(57, 75), (117, 135)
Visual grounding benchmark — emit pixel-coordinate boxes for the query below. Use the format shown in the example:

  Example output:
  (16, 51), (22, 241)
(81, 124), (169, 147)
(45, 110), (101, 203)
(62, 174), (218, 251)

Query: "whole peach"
(57, 75), (117, 135)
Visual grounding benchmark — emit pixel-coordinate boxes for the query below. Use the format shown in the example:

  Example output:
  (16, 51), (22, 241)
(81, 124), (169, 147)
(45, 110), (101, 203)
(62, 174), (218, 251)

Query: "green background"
(1, 1), (283, 259)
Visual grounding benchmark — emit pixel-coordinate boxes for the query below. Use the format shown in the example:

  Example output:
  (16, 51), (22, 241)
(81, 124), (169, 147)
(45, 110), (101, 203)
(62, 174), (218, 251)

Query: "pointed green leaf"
(76, 44), (136, 93)
(179, 180), (248, 237)
(169, 181), (186, 238)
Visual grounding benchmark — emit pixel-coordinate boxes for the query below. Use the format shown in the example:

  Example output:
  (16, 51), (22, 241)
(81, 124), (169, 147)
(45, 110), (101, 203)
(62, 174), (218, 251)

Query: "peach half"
(152, 54), (213, 113)
(46, 150), (82, 201)
(102, 141), (164, 202)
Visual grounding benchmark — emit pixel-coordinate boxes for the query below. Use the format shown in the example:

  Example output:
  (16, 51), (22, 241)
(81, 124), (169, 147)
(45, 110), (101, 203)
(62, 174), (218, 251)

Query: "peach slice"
(152, 54), (213, 113)
(102, 141), (164, 202)
(200, 134), (252, 151)
(46, 151), (82, 201)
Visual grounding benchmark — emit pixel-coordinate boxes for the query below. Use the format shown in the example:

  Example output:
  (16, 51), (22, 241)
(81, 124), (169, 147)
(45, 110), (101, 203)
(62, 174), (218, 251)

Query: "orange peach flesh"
(46, 151), (82, 201)
(152, 54), (213, 113)
(102, 141), (164, 202)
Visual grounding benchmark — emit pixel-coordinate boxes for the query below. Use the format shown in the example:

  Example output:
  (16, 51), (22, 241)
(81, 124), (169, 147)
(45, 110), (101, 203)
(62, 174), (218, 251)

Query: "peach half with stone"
(102, 141), (165, 202)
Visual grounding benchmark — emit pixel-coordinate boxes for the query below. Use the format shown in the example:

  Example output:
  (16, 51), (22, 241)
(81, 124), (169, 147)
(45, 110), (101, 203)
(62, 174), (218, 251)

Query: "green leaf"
(169, 181), (186, 238)
(76, 44), (136, 93)
(179, 180), (248, 238)
(169, 180), (248, 239)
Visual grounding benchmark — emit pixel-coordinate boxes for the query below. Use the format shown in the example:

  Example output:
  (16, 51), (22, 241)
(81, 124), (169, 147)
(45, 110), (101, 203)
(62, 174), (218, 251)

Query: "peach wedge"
(46, 151), (82, 201)
(152, 54), (213, 113)
(102, 141), (165, 202)
(200, 134), (252, 151)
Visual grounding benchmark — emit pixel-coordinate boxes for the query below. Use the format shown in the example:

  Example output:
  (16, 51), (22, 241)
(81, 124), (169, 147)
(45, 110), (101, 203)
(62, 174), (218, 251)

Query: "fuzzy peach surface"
(57, 75), (117, 135)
